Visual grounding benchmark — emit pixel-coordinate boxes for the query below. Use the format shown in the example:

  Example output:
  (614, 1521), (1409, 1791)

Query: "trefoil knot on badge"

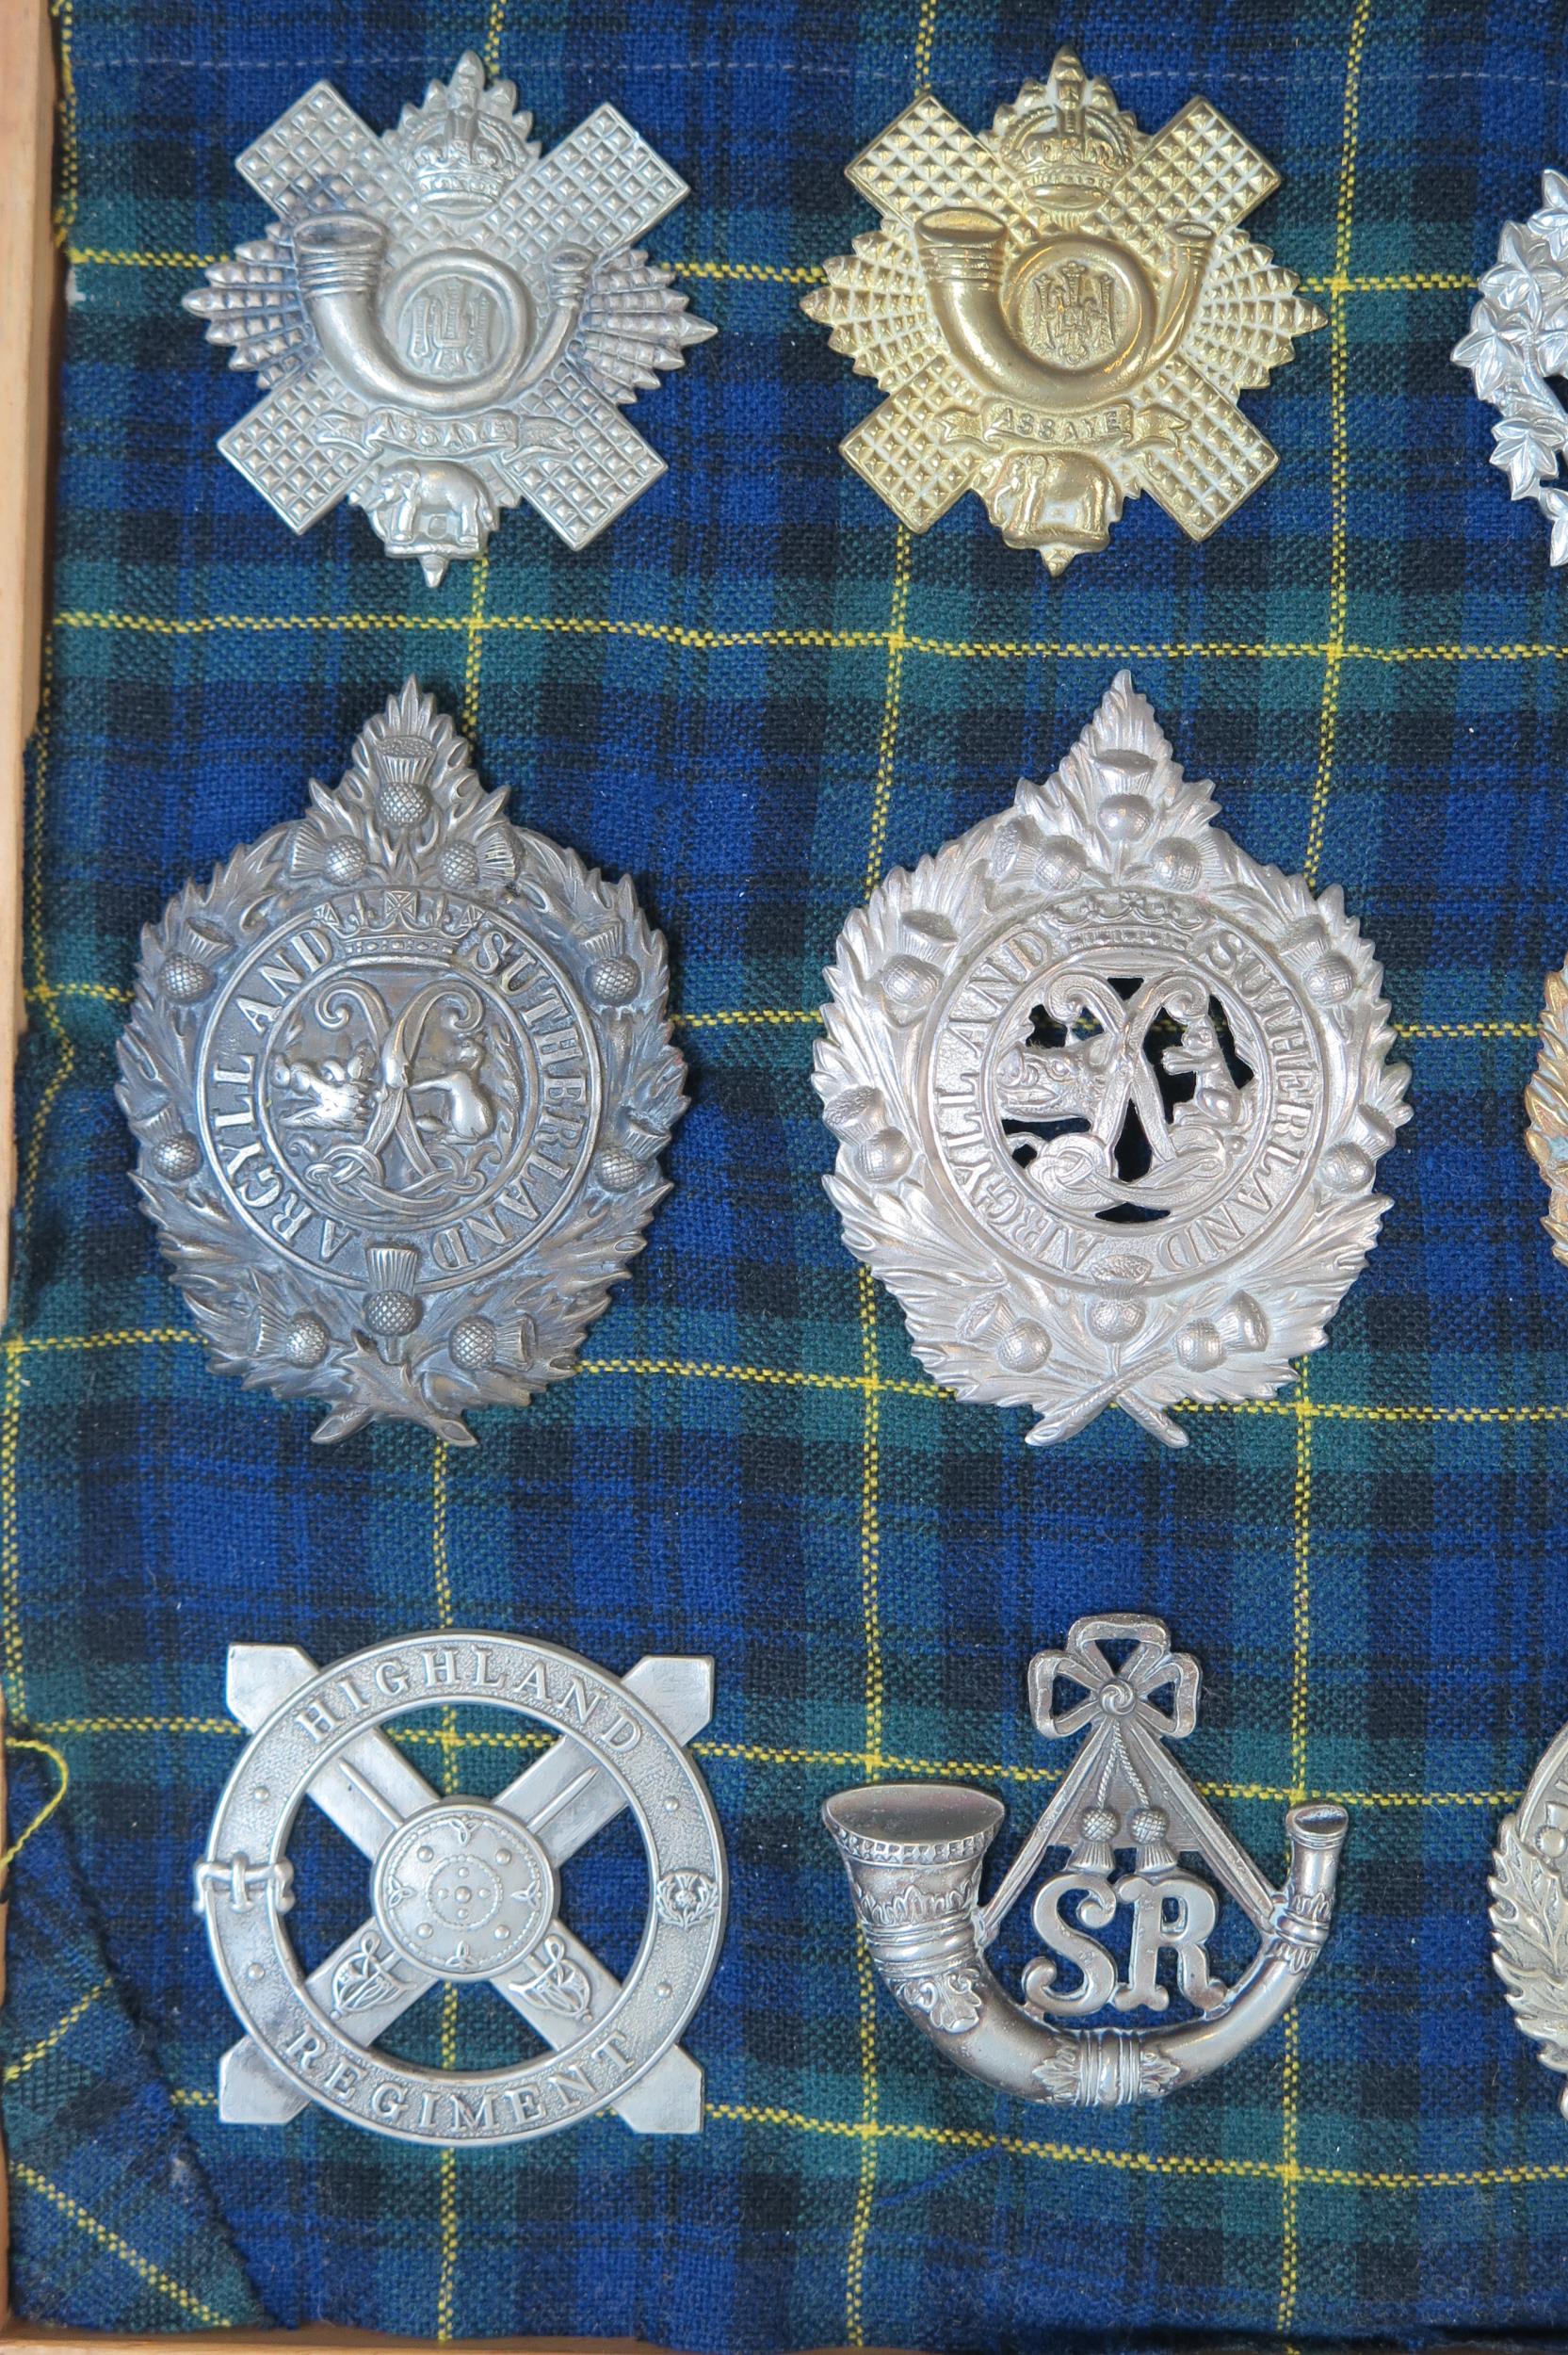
(824, 1615), (1348, 2107)
(186, 53), (714, 576)
(117, 681), (685, 1444)
(815, 672), (1409, 1446)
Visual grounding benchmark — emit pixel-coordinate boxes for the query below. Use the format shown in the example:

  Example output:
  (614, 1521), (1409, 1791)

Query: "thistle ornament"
(1454, 174), (1568, 561)
(117, 681), (685, 1444)
(816, 674), (1410, 1446)
(185, 53), (713, 578)
(802, 50), (1322, 573)
(197, 1633), (726, 2143)
(825, 1615), (1349, 2107)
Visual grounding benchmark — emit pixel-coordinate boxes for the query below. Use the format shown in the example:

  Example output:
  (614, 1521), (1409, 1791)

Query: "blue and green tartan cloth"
(9, 0), (1568, 2345)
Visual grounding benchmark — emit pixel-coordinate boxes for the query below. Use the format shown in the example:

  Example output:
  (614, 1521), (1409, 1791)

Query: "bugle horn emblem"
(824, 1614), (1347, 2108)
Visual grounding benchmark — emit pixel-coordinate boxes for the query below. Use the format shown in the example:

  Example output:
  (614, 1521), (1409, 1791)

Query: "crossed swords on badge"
(205, 1642), (713, 2136)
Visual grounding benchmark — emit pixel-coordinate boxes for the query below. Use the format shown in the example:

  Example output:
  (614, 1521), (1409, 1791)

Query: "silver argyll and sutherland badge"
(825, 1616), (1348, 2107)
(185, 53), (713, 578)
(117, 682), (684, 1444)
(816, 674), (1409, 1446)
(1454, 174), (1568, 563)
(197, 1632), (726, 2144)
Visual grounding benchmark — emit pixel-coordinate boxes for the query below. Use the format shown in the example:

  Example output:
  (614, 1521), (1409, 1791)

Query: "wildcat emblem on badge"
(196, 1634), (727, 2144)
(185, 53), (713, 577)
(824, 1615), (1348, 2107)
(802, 50), (1323, 573)
(117, 680), (685, 1444)
(815, 672), (1409, 1446)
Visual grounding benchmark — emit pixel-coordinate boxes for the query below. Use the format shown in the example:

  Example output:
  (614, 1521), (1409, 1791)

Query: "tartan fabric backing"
(8, 0), (1568, 2344)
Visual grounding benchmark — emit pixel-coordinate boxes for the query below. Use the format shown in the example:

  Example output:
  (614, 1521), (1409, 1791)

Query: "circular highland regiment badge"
(117, 681), (684, 1444)
(815, 674), (1410, 1447)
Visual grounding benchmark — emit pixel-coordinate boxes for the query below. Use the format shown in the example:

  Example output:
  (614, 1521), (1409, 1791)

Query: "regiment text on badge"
(117, 681), (685, 1444)
(186, 53), (713, 577)
(802, 50), (1323, 572)
(825, 1616), (1348, 2106)
(197, 1633), (726, 2144)
(815, 673), (1410, 1446)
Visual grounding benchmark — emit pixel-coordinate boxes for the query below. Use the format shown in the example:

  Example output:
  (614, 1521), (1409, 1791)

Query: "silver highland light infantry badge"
(186, 52), (713, 577)
(117, 681), (684, 1444)
(816, 674), (1410, 1446)
(803, 49), (1322, 573)
(1491, 1707), (1568, 2118)
(196, 1633), (726, 2144)
(825, 1616), (1348, 2107)
(1454, 175), (1568, 562)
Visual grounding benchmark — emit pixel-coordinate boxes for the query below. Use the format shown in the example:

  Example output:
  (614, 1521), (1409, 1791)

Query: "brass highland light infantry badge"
(196, 1633), (727, 2144)
(816, 674), (1410, 1446)
(1491, 1704), (1568, 2118)
(802, 50), (1323, 572)
(117, 682), (684, 1444)
(186, 53), (713, 577)
(1453, 175), (1568, 562)
(824, 1616), (1348, 2106)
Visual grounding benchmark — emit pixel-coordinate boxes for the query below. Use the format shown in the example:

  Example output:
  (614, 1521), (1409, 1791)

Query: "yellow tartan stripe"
(66, 245), (1475, 297)
(10, 2160), (235, 2328)
(18, 982), (1544, 1043)
(2, 1977), (108, 2084)
(708, 2103), (1568, 2188)
(12, 1323), (1568, 1430)
(57, 605), (1568, 670)
(20, 1716), (1525, 1810)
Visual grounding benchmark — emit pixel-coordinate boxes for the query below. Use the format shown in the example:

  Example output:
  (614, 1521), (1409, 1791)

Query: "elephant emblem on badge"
(824, 1615), (1347, 2106)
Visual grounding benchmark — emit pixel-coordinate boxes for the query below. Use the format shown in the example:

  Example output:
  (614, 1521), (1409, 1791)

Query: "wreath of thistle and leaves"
(1491, 1812), (1568, 2114)
(1453, 172), (1568, 562)
(815, 673), (1411, 1447)
(116, 680), (685, 1446)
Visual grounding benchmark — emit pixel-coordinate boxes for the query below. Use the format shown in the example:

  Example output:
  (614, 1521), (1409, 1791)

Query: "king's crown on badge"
(117, 682), (685, 1445)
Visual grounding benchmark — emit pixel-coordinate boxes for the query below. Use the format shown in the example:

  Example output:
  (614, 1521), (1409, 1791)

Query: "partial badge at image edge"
(824, 1614), (1347, 2106)
(116, 680), (685, 1445)
(802, 49), (1323, 574)
(1453, 173), (1568, 564)
(196, 1632), (726, 2145)
(815, 672), (1410, 1446)
(186, 51), (714, 577)
(1491, 1708), (1568, 2119)
(1525, 959), (1568, 1268)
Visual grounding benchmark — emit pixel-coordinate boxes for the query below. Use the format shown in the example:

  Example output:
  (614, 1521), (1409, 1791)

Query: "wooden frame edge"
(0, 0), (57, 1329)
